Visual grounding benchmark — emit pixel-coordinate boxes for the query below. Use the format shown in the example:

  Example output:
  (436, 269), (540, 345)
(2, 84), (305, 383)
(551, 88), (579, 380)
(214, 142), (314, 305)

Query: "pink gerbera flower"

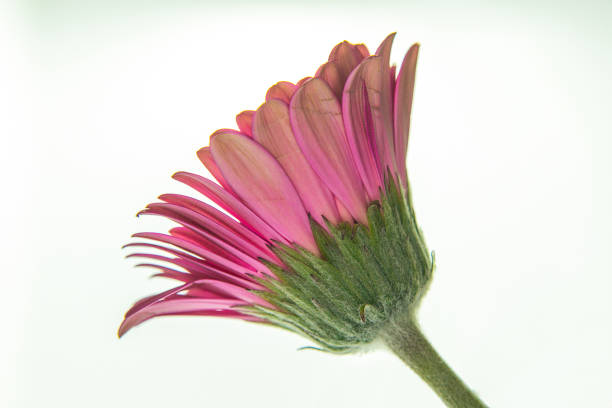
(120, 33), (487, 408)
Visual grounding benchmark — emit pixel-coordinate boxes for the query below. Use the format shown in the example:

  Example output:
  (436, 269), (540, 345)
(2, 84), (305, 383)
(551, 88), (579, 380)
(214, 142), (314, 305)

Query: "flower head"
(120, 33), (430, 353)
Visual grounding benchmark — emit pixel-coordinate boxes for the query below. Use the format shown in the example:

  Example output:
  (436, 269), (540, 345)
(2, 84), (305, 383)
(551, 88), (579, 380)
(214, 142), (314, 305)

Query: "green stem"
(380, 313), (488, 408)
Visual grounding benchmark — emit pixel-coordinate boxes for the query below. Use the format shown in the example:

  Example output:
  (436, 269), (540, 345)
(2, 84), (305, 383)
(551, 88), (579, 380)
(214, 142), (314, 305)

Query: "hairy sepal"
(241, 176), (433, 353)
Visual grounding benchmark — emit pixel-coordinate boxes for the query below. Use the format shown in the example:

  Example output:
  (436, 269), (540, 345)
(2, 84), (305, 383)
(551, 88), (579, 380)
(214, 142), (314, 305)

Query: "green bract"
(244, 176), (433, 352)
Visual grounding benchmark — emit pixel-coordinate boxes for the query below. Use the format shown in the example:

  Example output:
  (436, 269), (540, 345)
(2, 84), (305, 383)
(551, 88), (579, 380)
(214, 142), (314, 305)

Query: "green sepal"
(243, 176), (433, 353)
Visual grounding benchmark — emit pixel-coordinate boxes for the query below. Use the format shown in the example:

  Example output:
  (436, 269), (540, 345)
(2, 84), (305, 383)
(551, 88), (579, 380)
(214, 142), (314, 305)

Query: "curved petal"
(315, 62), (342, 101)
(296, 77), (311, 86)
(211, 131), (318, 253)
(394, 43), (420, 187)
(158, 193), (279, 262)
(367, 33), (397, 176)
(197, 279), (272, 307)
(125, 248), (263, 289)
(253, 99), (339, 225)
(118, 296), (250, 337)
(132, 232), (259, 277)
(289, 78), (367, 224)
(142, 202), (273, 263)
(343, 60), (384, 200)
(196, 147), (232, 191)
(265, 81), (297, 103)
(355, 43), (370, 59)
(172, 171), (288, 244)
(235, 110), (255, 137)
(317, 41), (365, 101)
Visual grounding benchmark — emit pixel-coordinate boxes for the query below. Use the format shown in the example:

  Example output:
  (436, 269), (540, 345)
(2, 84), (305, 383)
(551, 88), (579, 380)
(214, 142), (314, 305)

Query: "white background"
(3, 0), (612, 406)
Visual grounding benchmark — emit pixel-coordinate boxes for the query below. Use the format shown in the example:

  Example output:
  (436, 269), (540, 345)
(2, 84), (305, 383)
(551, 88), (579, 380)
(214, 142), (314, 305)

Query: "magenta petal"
(197, 279), (272, 307)
(235, 110), (255, 137)
(296, 77), (311, 86)
(210, 131), (318, 253)
(315, 62), (343, 101)
(172, 171), (288, 244)
(290, 78), (367, 224)
(196, 147), (233, 191)
(365, 33), (398, 177)
(168, 227), (256, 271)
(158, 194), (278, 261)
(132, 232), (259, 277)
(118, 296), (248, 337)
(125, 249), (263, 289)
(143, 202), (274, 265)
(317, 41), (365, 101)
(253, 99), (340, 226)
(334, 196), (353, 223)
(343, 61), (384, 201)
(355, 43), (370, 58)
(265, 81), (298, 104)
(394, 43), (420, 187)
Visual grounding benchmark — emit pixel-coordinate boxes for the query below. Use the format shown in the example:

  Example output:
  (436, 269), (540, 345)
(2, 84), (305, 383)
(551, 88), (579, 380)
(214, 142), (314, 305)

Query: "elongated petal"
(253, 99), (339, 225)
(142, 202), (272, 263)
(132, 232), (259, 277)
(334, 197), (353, 223)
(158, 193), (278, 260)
(125, 249), (263, 289)
(367, 33), (397, 176)
(343, 61), (384, 200)
(172, 171), (288, 244)
(118, 297), (249, 337)
(196, 147), (232, 191)
(355, 43), (370, 58)
(394, 43), (419, 187)
(315, 62), (342, 101)
(265, 81), (297, 103)
(235, 110), (255, 137)
(289, 78), (367, 224)
(197, 279), (272, 307)
(168, 227), (255, 271)
(317, 41), (365, 101)
(210, 131), (318, 253)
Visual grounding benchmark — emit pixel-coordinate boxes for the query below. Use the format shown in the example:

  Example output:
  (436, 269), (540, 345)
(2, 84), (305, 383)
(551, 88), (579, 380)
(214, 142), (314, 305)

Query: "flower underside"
(120, 33), (429, 353)
(246, 176), (432, 352)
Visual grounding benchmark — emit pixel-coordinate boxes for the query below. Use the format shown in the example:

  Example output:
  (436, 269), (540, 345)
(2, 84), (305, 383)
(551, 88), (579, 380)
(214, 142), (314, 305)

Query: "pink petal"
(394, 43), (420, 187)
(343, 60), (384, 201)
(159, 193), (278, 261)
(265, 81), (298, 104)
(355, 43), (370, 58)
(211, 131), (318, 253)
(235, 110), (255, 137)
(126, 249), (263, 289)
(252, 99), (340, 226)
(366, 33), (398, 177)
(289, 78), (367, 224)
(335, 197), (353, 223)
(172, 171), (288, 244)
(197, 279), (272, 307)
(142, 202), (274, 265)
(168, 227), (257, 271)
(124, 281), (195, 319)
(317, 41), (365, 101)
(118, 297), (249, 337)
(132, 232), (259, 278)
(163, 218), (273, 276)
(196, 146), (233, 191)
(296, 77), (311, 86)
(315, 62), (343, 101)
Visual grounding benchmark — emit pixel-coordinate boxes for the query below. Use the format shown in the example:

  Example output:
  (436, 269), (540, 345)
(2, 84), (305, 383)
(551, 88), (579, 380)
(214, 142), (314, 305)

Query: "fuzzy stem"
(380, 313), (487, 408)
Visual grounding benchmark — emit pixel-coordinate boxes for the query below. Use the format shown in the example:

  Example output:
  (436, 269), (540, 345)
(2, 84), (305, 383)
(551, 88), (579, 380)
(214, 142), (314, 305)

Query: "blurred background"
(2, 0), (611, 406)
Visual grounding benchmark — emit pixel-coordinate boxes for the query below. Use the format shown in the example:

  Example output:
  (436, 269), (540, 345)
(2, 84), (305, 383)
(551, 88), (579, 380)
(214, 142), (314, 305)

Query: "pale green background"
(3, 0), (612, 406)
